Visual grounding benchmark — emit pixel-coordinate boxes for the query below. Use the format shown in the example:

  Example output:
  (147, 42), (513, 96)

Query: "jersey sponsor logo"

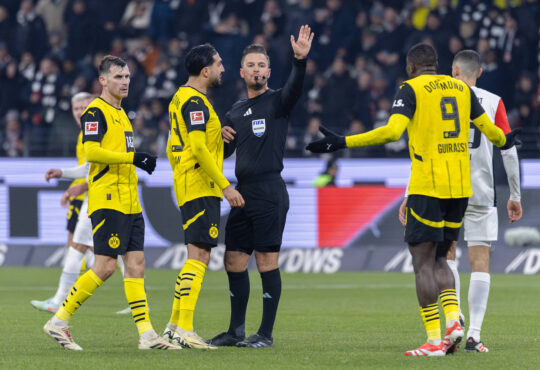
(124, 131), (135, 152)
(108, 234), (120, 249)
(392, 99), (404, 108)
(190, 111), (205, 125)
(85, 121), (99, 135)
(243, 108), (252, 116)
(252, 118), (266, 137)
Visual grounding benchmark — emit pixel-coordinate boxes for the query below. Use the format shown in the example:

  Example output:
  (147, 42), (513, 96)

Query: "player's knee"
(254, 252), (279, 272)
(71, 243), (88, 254)
(224, 251), (248, 272)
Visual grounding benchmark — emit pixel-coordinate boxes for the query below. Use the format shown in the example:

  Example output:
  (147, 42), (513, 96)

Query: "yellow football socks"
(419, 303), (441, 342)
(176, 259), (207, 332)
(56, 269), (103, 322)
(124, 278), (153, 335)
(440, 288), (460, 323)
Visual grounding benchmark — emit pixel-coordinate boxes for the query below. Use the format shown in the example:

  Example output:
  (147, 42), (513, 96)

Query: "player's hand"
(60, 184), (87, 207)
(133, 152), (157, 174)
(222, 126), (236, 143)
(305, 125), (346, 153)
(291, 24), (314, 59)
(223, 185), (245, 208)
(501, 128), (522, 150)
(45, 169), (62, 182)
(507, 200), (522, 223)
(398, 197), (407, 226)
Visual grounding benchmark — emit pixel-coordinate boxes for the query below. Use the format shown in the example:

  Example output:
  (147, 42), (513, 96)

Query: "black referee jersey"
(224, 58), (306, 183)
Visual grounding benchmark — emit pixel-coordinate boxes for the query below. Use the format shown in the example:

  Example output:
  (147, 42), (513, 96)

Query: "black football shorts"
(90, 209), (144, 256)
(180, 196), (221, 247)
(405, 194), (468, 245)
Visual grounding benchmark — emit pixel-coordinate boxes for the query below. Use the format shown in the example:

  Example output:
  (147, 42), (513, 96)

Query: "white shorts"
(463, 205), (498, 247)
(72, 196), (94, 247)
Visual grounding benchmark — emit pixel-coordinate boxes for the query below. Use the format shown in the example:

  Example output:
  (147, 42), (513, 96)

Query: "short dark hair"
(407, 43), (438, 69)
(185, 43), (218, 76)
(453, 49), (481, 76)
(241, 44), (270, 66)
(98, 55), (127, 76)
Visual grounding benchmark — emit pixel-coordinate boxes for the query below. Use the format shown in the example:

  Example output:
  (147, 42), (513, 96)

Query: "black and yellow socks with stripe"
(124, 278), (153, 335)
(171, 259), (207, 332)
(419, 303), (441, 344)
(55, 269), (103, 322)
(440, 288), (460, 324)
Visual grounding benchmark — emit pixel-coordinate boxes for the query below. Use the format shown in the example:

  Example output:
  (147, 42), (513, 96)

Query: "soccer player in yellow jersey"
(162, 43), (244, 349)
(307, 43), (520, 356)
(44, 55), (180, 351)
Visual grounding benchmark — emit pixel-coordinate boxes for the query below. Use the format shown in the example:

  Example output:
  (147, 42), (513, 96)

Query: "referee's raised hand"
(291, 25), (314, 59)
(223, 185), (245, 208)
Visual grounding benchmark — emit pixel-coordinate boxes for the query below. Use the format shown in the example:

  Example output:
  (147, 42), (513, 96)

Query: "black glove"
(133, 152), (157, 174)
(305, 126), (346, 153)
(500, 128), (522, 150)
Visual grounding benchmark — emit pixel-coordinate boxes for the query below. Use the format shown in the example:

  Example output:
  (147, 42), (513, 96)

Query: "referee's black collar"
(248, 89), (271, 101)
(182, 85), (207, 96)
(98, 97), (122, 110)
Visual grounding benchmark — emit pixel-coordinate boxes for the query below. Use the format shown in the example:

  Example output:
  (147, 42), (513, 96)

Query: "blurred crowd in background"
(0, 0), (539, 159)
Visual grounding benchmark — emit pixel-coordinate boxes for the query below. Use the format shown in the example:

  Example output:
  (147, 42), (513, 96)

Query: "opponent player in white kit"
(400, 50), (522, 353)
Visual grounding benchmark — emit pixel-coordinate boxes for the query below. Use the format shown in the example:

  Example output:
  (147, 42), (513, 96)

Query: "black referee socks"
(227, 270), (250, 338)
(257, 268), (282, 339)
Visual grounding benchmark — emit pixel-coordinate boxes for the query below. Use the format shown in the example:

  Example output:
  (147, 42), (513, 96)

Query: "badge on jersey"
(190, 111), (205, 125)
(85, 121), (99, 135)
(252, 119), (266, 137)
(124, 131), (135, 152)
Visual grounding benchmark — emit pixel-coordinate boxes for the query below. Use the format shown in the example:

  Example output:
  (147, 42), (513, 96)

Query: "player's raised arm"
(280, 25), (314, 115)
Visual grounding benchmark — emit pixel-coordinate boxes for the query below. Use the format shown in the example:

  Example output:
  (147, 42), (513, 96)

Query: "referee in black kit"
(208, 25), (314, 348)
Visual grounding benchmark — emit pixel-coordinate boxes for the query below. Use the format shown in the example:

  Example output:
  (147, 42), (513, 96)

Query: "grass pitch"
(1, 267), (539, 369)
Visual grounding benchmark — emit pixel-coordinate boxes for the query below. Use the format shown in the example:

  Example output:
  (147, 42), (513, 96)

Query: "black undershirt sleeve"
(81, 108), (107, 143)
(389, 83), (416, 119)
(279, 58), (307, 117)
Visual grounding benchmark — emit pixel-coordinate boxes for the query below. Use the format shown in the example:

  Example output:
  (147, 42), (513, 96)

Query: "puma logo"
(190, 99), (199, 104)
(326, 144), (332, 150)
(142, 158), (148, 164)
(88, 111), (95, 117)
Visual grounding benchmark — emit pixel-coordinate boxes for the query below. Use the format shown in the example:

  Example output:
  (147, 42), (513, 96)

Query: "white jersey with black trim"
(468, 86), (511, 206)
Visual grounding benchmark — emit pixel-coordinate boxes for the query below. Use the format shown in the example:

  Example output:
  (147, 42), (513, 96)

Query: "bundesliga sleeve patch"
(190, 111), (205, 125)
(85, 121), (99, 135)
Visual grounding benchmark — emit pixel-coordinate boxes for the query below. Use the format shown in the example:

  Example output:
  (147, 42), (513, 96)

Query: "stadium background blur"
(0, 0), (539, 160)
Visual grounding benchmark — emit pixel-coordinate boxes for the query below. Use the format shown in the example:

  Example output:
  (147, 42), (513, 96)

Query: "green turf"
(1, 267), (539, 369)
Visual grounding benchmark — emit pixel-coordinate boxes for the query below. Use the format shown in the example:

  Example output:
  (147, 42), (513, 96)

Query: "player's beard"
(210, 74), (222, 88)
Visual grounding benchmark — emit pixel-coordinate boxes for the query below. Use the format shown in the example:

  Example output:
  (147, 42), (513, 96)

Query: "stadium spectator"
(12, 0), (48, 61)
(0, 0), (539, 158)
(2, 110), (25, 157)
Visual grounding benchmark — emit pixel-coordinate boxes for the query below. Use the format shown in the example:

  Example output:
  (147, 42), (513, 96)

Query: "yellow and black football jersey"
(69, 131), (86, 201)
(81, 97), (141, 216)
(391, 74), (486, 199)
(168, 86), (226, 206)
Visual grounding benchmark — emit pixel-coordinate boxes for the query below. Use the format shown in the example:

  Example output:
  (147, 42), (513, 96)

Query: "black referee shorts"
(180, 196), (221, 247)
(405, 194), (468, 245)
(90, 209), (145, 256)
(225, 178), (289, 254)
(66, 199), (83, 233)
